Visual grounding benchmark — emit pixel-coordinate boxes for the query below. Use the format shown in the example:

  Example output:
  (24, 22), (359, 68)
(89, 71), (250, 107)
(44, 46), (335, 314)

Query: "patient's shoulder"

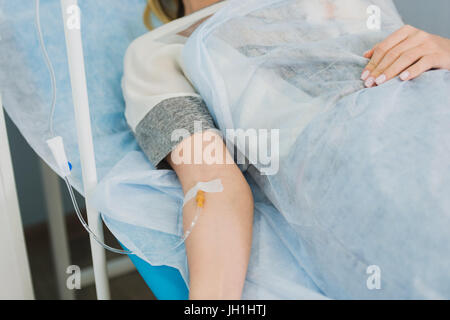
(124, 33), (188, 82)
(126, 32), (185, 60)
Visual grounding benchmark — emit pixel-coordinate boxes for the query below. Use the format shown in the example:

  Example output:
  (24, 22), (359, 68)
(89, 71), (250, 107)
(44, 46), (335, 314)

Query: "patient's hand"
(360, 25), (450, 87)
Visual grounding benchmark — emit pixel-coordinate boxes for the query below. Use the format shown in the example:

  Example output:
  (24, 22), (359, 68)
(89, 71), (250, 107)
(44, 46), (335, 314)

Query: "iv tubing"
(35, 0), (57, 137)
(36, 0), (209, 256)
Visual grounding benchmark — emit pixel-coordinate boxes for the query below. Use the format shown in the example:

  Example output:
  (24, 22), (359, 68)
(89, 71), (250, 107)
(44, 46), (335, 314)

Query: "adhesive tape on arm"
(183, 179), (224, 207)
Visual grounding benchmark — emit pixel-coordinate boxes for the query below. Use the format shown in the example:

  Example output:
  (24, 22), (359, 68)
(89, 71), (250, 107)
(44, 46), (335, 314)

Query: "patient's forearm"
(167, 132), (254, 299)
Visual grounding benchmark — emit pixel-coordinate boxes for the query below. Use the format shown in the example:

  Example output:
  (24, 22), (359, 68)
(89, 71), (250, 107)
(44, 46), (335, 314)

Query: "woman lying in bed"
(123, 0), (450, 299)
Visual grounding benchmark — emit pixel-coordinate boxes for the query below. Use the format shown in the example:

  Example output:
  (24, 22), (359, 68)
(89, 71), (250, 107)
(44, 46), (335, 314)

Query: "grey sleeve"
(134, 96), (217, 169)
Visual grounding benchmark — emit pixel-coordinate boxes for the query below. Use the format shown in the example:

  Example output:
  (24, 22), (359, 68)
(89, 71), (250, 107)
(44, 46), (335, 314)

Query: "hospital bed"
(4, 0), (450, 300)
(1, 0), (325, 300)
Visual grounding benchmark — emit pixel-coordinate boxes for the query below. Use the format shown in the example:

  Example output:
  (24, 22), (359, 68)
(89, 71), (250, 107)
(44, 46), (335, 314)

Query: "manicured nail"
(361, 70), (370, 80)
(364, 77), (375, 88)
(400, 71), (409, 81)
(375, 74), (386, 85)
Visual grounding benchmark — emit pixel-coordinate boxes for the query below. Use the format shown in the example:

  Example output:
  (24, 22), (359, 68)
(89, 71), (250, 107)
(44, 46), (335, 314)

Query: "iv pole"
(60, 0), (110, 299)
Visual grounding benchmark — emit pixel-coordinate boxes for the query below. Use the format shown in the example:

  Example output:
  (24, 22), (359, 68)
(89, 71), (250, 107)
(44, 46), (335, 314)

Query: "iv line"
(63, 176), (133, 254)
(35, 0), (132, 255)
(36, 0), (215, 257)
(35, 0), (56, 137)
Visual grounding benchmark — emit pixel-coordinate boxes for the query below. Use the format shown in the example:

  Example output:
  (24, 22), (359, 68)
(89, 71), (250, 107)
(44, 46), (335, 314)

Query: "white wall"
(394, 0), (450, 38)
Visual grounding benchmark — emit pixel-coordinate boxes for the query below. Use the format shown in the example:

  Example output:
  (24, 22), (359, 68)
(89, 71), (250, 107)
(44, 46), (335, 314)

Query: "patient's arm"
(123, 17), (253, 299)
(167, 131), (254, 299)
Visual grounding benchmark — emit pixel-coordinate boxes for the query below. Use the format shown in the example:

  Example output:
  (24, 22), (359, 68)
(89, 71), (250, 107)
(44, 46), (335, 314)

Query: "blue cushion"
(128, 254), (189, 300)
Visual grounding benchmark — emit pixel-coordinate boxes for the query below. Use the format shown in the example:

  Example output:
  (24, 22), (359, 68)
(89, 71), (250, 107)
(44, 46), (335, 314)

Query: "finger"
(367, 26), (413, 67)
(374, 46), (427, 85)
(399, 55), (438, 81)
(361, 25), (417, 81)
(363, 48), (374, 59)
(370, 32), (427, 81)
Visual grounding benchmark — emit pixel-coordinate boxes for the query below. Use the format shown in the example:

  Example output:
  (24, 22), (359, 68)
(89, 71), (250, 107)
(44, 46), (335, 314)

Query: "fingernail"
(363, 50), (371, 57)
(364, 77), (375, 88)
(361, 70), (370, 80)
(375, 74), (386, 85)
(400, 71), (409, 81)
